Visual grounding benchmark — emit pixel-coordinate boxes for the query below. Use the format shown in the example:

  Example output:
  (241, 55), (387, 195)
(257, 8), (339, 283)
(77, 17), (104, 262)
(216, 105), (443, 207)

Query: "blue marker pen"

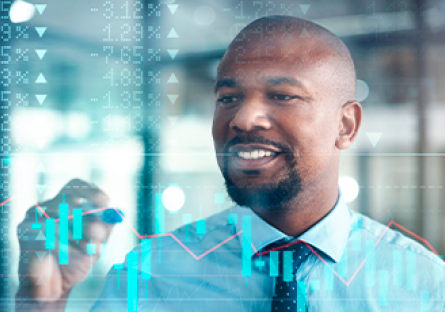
(79, 201), (125, 224)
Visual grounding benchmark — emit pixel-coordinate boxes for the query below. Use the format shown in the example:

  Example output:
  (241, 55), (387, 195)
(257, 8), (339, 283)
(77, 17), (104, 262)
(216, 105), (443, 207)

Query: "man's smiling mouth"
(228, 144), (283, 171)
(236, 149), (278, 160)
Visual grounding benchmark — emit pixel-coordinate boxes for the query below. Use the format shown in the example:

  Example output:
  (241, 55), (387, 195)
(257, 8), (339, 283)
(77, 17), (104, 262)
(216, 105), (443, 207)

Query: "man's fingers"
(29, 246), (101, 302)
(29, 254), (62, 301)
(22, 253), (61, 302)
(17, 179), (113, 304)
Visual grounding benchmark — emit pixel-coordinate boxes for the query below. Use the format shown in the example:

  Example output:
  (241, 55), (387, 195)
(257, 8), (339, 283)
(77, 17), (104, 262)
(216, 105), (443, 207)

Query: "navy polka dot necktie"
(271, 242), (311, 312)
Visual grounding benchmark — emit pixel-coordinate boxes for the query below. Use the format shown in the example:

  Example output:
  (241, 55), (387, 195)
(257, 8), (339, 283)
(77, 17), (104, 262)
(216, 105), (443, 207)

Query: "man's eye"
(217, 96), (239, 104)
(271, 94), (295, 101)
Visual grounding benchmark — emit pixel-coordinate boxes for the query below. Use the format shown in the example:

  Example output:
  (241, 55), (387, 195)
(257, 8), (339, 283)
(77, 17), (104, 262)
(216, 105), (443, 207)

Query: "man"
(16, 16), (445, 311)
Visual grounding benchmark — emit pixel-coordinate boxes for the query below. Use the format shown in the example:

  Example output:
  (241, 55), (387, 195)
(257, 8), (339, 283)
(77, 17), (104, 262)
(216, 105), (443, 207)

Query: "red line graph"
(252, 219), (441, 287)
(5, 195), (442, 286)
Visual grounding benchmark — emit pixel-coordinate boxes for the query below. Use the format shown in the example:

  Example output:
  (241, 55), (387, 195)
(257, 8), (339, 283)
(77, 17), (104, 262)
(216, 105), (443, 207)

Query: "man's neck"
(251, 184), (339, 237)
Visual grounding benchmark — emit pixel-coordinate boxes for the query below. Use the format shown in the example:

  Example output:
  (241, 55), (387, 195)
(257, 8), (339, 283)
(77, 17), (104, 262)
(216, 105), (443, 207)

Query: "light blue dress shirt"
(90, 192), (445, 311)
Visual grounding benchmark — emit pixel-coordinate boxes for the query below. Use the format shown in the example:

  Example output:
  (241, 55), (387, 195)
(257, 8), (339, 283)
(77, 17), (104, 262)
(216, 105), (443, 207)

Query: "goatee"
(222, 137), (302, 210)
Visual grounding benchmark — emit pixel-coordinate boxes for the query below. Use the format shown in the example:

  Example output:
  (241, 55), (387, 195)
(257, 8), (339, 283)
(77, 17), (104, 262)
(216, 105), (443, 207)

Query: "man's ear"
(335, 101), (362, 150)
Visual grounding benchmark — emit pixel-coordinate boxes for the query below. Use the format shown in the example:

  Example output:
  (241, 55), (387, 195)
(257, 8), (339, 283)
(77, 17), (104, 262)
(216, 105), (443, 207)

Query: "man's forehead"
(219, 34), (335, 77)
(216, 48), (330, 88)
(214, 74), (308, 93)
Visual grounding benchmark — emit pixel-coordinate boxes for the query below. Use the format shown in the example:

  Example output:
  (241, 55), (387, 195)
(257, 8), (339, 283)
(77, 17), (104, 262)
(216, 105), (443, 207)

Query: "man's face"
(212, 33), (342, 210)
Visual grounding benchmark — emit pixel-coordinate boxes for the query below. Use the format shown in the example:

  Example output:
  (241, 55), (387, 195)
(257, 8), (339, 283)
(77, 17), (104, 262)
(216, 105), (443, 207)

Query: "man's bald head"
(213, 15), (362, 217)
(219, 15), (356, 105)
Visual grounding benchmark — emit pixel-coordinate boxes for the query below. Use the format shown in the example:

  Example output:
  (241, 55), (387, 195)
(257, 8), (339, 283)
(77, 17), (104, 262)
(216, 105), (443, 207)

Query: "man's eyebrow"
(214, 78), (238, 93)
(265, 76), (305, 88)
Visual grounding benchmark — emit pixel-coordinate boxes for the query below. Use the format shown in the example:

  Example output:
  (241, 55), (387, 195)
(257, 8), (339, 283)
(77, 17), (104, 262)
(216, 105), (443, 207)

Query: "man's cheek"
(216, 154), (226, 172)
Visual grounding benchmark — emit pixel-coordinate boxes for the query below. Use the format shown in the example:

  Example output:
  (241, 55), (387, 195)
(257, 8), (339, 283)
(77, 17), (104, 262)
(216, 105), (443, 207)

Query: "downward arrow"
(366, 132), (383, 147)
(167, 94), (179, 104)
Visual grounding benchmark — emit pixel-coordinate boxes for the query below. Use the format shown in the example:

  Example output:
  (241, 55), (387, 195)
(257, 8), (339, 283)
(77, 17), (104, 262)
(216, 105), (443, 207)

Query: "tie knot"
(264, 240), (312, 277)
(265, 239), (311, 255)
(280, 242), (311, 272)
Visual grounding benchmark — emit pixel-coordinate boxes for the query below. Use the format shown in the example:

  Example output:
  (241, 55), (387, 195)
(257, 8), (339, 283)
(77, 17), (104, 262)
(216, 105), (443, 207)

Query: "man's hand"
(15, 179), (115, 309)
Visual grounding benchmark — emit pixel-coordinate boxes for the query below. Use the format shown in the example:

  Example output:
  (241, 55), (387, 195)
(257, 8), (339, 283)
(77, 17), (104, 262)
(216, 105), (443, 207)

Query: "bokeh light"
(162, 185), (186, 212)
(9, 0), (35, 23)
(339, 176), (360, 203)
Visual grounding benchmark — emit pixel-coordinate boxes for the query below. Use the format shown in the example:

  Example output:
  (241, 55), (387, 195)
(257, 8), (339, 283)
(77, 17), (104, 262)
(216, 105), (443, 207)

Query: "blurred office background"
(2, 0), (445, 310)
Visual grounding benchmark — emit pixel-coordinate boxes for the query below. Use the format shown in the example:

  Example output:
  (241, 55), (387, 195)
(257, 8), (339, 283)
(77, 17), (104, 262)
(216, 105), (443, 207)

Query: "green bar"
(197, 219), (205, 235)
(297, 281), (307, 310)
(242, 216), (251, 277)
(283, 251), (293, 282)
(45, 219), (55, 250)
(59, 203), (69, 264)
(270, 251), (279, 277)
(87, 243), (96, 255)
(73, 208), (82, 240)
(141, 239), (151, 280)
(228, 213), (238, 225)
(127, 251), (138, 312)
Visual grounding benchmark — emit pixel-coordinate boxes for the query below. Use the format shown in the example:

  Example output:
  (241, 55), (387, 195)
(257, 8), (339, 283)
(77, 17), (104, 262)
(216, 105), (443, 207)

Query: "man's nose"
(229, 97), (272, 132)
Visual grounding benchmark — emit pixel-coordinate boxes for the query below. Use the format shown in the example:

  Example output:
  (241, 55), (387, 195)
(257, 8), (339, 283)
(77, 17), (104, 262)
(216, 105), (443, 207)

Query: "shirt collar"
(233, 189), (351, 263)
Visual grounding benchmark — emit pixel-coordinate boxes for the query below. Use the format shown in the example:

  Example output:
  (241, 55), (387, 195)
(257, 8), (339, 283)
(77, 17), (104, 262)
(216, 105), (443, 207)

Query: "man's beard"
(221, 137), (303, 210)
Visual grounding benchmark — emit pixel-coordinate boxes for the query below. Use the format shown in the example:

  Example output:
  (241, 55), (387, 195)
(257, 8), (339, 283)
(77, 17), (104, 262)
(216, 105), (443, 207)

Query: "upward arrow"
(35, 231), (46, 240)
(167, 73), (179, 83)
(300, 28), (310, 38)
(35, 73), (47, 84)
(167, 28), (179, 39)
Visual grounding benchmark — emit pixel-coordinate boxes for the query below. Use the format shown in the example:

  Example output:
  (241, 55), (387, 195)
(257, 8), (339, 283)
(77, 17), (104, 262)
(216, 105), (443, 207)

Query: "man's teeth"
(237, 150), (276, 160)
